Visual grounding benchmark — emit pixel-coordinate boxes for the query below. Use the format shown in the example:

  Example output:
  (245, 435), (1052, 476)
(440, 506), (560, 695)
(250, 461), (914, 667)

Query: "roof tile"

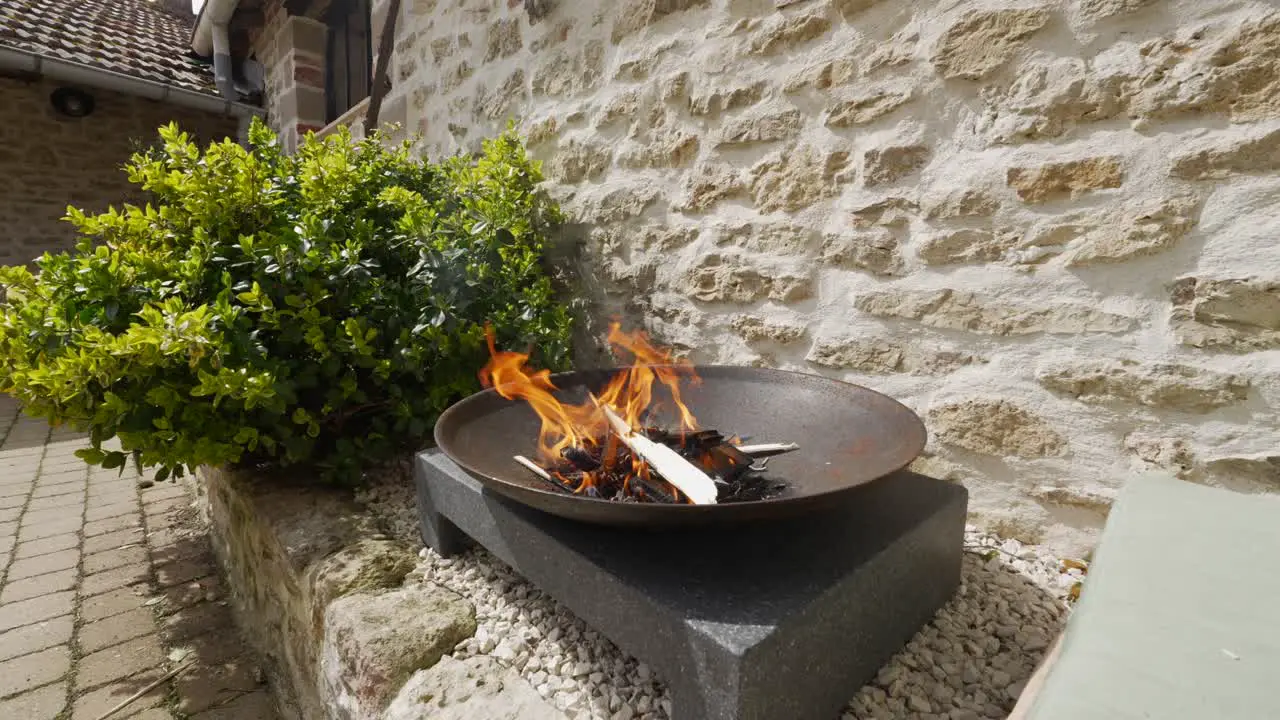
(0, 0), (217, 96)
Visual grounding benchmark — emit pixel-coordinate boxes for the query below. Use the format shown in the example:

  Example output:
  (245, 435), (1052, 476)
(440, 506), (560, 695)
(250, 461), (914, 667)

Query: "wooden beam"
(364, 0), (401, 132)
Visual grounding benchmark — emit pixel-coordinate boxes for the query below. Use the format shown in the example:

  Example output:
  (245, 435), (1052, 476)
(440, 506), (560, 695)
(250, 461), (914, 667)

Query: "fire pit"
(433, 326), (928, 525)
(415, 327), (968, 720)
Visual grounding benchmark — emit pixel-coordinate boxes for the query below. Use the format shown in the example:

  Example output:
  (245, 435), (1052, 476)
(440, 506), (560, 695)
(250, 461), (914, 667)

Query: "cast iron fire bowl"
(433, 365), (927, 526)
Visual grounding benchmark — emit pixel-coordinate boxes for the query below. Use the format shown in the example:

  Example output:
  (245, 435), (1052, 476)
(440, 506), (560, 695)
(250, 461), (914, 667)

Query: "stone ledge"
(194, 466), (474, 720)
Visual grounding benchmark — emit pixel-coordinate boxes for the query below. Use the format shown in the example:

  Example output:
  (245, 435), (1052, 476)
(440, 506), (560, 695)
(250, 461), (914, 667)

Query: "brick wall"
(0, 77), (240, 266)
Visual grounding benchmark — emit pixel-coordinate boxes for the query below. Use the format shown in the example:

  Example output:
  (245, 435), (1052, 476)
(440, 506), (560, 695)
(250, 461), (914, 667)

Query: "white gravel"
(358, 469), (1081, 720)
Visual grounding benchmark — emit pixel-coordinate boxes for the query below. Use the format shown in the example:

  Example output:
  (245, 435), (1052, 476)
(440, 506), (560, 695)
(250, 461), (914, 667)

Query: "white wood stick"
(596, 403), (719, 505)
(735, 442), (799, 458)
(514, 455), (552, 480)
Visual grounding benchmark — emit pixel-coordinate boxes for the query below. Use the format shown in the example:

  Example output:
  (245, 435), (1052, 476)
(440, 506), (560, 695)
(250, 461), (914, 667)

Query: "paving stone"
(25, 493), (85, 512)
(0, 504), (21, 523)
(0, 590), (75, 633)
(88, 481), (137, 497)
(0, 535), (14, 554)
(83, 545), (149, 575)
(29, 484), (81, 500)
(85, 500), (140, 523)
(7, 547), (79, 580)
(75, 634), (165, 691)
(0, 615), (73, 662)
(0, 645), (71, 697)
(175, 657), (264, 715)
(19, 517), (83, 541)
(87, 488), (137, 506)
(20, 505), (80, 526)
(83, 527), (145, 555)
(0, 494), (25, 509)
(160, 576), (222, 616)
(141, 483), (188, 504)
(1, 567), (77, 603)
(0, 519), (18, 537)
(0, 679), (68, 719)
(81, 585), (150, 623)
(81, 563), (150, 597)
(155, 553), (214, 589)
(162, 601), (235, 645)
(84, 513), (142, 538)
(190, 689), (278, 719)
(14, 533), (80, 560)
(70, 669), (166, 719)
(78, 607), (157, 654)
(34, 476), (85, 492)
(181, 625), (249, 665)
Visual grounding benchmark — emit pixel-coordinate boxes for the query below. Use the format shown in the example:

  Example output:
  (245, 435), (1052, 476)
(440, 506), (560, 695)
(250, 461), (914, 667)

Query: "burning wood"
(736, 443), (800, 458)
(597, 403), (719, 505)
(483, 323), (790, 505)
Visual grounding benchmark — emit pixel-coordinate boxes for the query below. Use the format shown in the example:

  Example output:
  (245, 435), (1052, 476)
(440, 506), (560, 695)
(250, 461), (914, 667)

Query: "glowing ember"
(479, 324), (789, 504)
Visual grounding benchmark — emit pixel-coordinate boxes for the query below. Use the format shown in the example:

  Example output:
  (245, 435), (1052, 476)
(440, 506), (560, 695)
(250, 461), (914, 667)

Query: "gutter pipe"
(191, 0), (242, 107)
(0, 44), (263, 119)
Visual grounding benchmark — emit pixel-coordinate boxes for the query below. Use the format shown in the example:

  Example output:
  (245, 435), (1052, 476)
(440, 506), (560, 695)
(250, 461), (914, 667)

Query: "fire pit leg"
(416, 465), (470, 557)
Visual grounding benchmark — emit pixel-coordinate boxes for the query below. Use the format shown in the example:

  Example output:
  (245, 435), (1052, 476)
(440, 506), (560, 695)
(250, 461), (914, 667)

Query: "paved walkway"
(0, 396), (277, 719)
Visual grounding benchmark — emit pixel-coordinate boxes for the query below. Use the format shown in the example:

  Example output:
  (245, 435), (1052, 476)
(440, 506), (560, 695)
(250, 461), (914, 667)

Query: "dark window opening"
(325, 0), (372, 124)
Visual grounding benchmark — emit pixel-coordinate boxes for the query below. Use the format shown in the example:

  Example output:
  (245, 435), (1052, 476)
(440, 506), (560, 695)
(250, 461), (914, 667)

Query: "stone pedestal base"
(415, 450), (967, 720)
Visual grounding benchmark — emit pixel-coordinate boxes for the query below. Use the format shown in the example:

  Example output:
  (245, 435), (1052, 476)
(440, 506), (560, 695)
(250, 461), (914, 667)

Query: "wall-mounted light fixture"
(50, 86), (95, 118)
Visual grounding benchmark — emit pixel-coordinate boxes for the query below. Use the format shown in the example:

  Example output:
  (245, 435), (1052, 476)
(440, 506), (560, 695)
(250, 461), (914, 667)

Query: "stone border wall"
(194, 467), (474, 720)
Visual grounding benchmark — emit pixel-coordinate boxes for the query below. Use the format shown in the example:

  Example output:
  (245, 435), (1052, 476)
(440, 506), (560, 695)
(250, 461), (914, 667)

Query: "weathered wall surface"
(0, 77), (239, 265)
(371, 0), (1280, 553)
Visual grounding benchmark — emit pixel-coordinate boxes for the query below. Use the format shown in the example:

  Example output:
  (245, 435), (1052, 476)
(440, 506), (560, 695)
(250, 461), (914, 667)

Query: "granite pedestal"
(415, 450), (967, 720)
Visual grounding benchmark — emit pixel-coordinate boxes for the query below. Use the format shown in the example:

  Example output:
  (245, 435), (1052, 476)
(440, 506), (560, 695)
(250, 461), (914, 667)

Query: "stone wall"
(0, 77), (240, 265)
(278, 0), (1280, 554)
(195, 467), (476, 720)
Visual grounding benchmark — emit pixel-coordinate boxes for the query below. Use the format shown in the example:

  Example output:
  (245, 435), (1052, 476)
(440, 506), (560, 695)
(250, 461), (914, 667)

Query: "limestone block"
(1007, 156), (1124, 203)
(484, 17), (523, 62)
(1036, 359), (1250, 412)
(730, 314), (808, 344)
(928, 399), (1067, 458)
(1203, 456), (1280, 492)
(825, 87), (912, 127)
(382, 656), (566, 720)
(748, 12), (831, 55)
(1170, 276), (1280, 350)
(311, 539), (419, 616)
(688, 81), (765, 115)
(1170, 127), (1280, 180)
(546, 141), (612, 182)
(931, 8), (1051, 80)
(1078, 0), (1156, 20)
(1066, 194), (1201, 266)
(922, 188), (1000, 220)
(618, 129), (699, 169)
(850, 197), (919, 228)
(819, 229), (905, 276)
(806, 337), (978, 375)
(684, 254), (813, 303)
(854, 289), (1136, 335)
(862, 144), (930, 186)
(749, 145), (851, 212)
(612, 0), (710, 43)
(783, 57), (858, 93)
(916, 228), (1017, 265)
(716, 109), (804, 146)
(322, 587), (477, 720)
(711, 221), (815, 255)
(678, 163), (748, 212)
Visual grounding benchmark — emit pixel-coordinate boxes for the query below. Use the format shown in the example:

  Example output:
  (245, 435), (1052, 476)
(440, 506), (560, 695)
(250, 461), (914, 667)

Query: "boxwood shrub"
(0, 118), (572, 483)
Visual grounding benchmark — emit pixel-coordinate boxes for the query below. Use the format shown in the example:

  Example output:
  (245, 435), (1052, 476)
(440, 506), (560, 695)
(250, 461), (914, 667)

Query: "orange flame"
(478, 323), (702, 493)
